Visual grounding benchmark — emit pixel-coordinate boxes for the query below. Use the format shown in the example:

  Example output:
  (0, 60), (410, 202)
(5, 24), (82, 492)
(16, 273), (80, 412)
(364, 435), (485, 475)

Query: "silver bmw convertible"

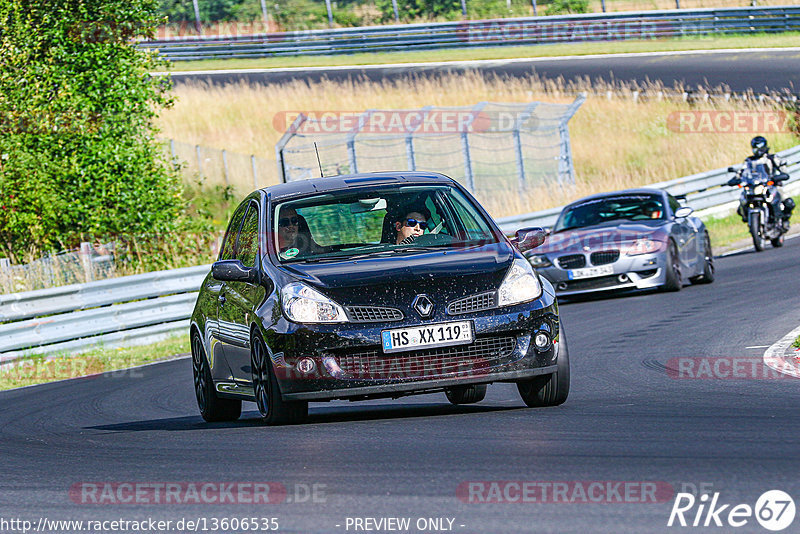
(527, 188), (715, 297)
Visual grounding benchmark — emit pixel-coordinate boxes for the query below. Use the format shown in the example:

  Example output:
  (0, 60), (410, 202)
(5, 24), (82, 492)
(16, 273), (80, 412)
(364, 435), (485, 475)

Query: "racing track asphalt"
(170, 49), (800, 94)
(1, 237), (799, 533)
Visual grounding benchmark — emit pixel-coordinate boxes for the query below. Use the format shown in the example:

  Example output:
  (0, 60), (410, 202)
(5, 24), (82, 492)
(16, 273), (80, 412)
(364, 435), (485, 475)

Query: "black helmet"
(751, 136), (768, 158)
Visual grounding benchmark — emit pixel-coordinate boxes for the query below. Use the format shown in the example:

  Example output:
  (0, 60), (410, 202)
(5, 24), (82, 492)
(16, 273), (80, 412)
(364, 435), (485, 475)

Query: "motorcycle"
(726, 161), (791, 251)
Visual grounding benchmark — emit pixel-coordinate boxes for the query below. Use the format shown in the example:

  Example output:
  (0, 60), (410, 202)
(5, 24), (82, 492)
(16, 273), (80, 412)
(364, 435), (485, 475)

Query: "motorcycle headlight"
(281, 282), (348, 323)
(527, 254), (553, 268)
(498, 259), (543, 307)
(626, 239), (663, 256)
(753, 184), (766, 195)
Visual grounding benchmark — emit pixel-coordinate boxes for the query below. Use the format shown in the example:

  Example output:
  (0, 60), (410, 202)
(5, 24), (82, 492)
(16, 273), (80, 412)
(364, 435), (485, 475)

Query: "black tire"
(749, 214), (766, 252)
(771, 234), (784, 248)
(445, 384), (487, 405)
(251, 332), (308, 425)
(689, 232), (715, 284)
(661, 240), (682, 292)
(517, 323), (570, 407)
(192, 331), (242, 422)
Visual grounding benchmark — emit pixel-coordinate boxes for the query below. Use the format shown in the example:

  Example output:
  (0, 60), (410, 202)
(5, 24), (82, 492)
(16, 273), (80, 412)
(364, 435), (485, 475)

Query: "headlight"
(626, 239), (662, 256)
(753, 184), (766, 195)
(497, 259), (542, 307)
(527, 254), (553, 268)
(281, 282), (348, 323)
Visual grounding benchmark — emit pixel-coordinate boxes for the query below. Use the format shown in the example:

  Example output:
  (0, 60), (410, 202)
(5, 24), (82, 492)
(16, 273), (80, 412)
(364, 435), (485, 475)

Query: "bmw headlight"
(626, 239), (663, 256)
(281, 282), (348, 323)
(753, 184), (766, 195)
(527, 254), (553, 268)
(497, 259), (543, 307)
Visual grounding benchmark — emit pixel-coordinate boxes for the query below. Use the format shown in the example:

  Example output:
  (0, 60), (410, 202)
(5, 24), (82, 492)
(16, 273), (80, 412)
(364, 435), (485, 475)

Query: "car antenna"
(314, 142), (324, 178)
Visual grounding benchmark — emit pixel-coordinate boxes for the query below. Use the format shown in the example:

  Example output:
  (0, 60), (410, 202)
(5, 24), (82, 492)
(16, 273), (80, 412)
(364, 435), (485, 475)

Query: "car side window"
(236, 203), (260, 267)
(219, 203), (248, 261)
(668, 195), (681, 216)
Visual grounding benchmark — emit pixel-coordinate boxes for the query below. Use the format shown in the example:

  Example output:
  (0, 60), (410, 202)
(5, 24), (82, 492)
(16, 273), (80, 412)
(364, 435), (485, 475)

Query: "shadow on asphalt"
(86, 403), (522, 432)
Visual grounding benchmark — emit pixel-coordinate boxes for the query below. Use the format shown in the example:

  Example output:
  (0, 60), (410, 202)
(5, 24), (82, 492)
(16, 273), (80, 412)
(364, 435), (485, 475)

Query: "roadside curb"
(763, 325), (800, 378)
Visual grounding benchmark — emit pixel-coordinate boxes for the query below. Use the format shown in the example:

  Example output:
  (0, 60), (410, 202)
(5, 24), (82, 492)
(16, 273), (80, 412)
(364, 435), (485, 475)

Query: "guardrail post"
(80, 242), (94, 283)
(222, 149), (229, 186)
(251, 155), (258, 189)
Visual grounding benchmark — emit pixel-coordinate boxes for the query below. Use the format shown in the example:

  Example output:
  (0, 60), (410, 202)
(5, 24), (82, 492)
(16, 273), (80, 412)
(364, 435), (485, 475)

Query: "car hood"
(277, 242), (515, 306)
(538, 221), (668, 254)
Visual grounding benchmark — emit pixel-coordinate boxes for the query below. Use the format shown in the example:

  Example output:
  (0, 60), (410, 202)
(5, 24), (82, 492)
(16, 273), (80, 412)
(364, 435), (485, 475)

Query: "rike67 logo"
(668, 490), (796, 531)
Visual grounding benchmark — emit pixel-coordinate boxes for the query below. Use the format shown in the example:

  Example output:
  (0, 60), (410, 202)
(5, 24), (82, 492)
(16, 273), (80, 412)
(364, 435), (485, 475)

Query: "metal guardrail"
(496, 145), (800, 233)
(140, 6), (800, 60)
(3, 144), (800, 362)
(0, 265), (210, 363)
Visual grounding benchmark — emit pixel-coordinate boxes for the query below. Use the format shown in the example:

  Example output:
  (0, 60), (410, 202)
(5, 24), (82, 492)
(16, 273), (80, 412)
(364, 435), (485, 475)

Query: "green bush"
(0, 0), (183, 260)
(544, 0), (588, 15)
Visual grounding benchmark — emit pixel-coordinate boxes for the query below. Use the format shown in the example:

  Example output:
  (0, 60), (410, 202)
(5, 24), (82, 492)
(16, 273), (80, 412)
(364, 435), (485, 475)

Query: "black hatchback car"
(190, 172), (569, 424)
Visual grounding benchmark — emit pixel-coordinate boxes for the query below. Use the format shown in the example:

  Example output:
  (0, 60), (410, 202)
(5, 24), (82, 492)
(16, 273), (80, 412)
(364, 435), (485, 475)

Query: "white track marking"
(763, 325), (800, 378)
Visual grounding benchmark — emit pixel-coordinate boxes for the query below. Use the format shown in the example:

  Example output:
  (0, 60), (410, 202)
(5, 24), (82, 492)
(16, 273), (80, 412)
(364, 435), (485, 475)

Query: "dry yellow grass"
(156, 73), (798, 217)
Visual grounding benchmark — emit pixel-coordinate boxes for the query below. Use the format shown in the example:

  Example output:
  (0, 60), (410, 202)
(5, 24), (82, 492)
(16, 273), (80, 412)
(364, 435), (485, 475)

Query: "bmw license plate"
(567, 265), (614, 280)
(381, 321), (473, 353)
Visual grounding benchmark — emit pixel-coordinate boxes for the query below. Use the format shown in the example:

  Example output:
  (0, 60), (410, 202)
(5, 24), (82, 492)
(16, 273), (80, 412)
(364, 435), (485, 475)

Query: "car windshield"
(553, 194), (666, 232)
(272, 184), (499, 263)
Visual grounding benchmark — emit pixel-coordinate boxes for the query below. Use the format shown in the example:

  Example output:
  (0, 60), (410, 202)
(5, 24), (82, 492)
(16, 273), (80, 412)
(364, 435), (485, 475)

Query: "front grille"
(345, 306), (404, 323)
(447, 291), (497, 315)
(331, 335), (518, 379)
(557, 254), (586, 269)
(562, 274), (622, 291)
(590, 250), (620, 266)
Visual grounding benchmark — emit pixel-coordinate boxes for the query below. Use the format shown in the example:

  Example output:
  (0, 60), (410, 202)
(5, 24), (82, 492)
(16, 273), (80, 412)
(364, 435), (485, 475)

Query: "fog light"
(617, 274), (629, 283)
(557, 282), (568, 291)
(296, 357), (316, 374)
(534, 332), (551, 350)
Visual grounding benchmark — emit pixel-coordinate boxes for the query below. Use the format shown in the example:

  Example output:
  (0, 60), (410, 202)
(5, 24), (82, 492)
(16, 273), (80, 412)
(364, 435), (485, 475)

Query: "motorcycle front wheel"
(749, 214), (766, 252)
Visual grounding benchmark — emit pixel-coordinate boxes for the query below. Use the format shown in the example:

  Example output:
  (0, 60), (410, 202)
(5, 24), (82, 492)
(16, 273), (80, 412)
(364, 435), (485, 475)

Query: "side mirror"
(212, 259), (259, 284)
(774, 172), (790, 182)
(512, 227), (547, 252)
(675, 206), (694, 219)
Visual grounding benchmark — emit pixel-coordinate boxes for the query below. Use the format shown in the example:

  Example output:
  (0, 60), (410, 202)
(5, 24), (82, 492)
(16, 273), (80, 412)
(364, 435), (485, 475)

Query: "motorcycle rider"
(727, 136), (794, 229)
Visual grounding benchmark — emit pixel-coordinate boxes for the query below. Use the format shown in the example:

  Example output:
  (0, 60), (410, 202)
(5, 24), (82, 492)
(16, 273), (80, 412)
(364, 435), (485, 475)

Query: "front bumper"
(262, 292), (560, 402)
(536, 251), (666, 297)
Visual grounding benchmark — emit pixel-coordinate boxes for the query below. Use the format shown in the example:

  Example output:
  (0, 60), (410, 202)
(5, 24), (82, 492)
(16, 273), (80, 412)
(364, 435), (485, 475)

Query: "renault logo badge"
(412, 295), (434, 318)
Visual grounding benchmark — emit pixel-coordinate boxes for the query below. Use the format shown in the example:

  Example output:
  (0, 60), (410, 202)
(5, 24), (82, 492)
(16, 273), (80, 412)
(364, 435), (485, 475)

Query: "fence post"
(275, 113), (307, 183)
(513, 102), (539, 197)
(391, 0), (400, 21)
(531, 0), (537, 15)
(251, 155), (258, 189)
(222, 149), (229, 186)
(195, 145), (203, 176)
(324, 0), (333, 27)
(461, 102), (487, 192)
(346, 110), (373, 175)
(169, 139), (176, 166)
(557, 93), (586, 185)
(80, 242), (94, 283)
(405, 137), (416, 171)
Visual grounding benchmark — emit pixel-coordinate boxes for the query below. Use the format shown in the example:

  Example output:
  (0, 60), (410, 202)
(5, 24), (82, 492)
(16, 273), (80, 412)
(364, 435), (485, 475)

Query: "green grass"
(165, 32), (800, 72)
(0, 334), (190, 391)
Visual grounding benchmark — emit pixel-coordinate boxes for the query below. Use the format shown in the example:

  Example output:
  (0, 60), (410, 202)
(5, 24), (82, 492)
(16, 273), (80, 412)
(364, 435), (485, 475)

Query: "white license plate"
(567, 265), (614, 280)
(381, 321), (473, 353)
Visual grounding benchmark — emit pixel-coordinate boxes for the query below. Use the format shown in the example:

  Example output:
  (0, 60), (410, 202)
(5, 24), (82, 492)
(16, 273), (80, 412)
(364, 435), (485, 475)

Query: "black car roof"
(263, 172), (457, 201)
(563, 188), (667, 208)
